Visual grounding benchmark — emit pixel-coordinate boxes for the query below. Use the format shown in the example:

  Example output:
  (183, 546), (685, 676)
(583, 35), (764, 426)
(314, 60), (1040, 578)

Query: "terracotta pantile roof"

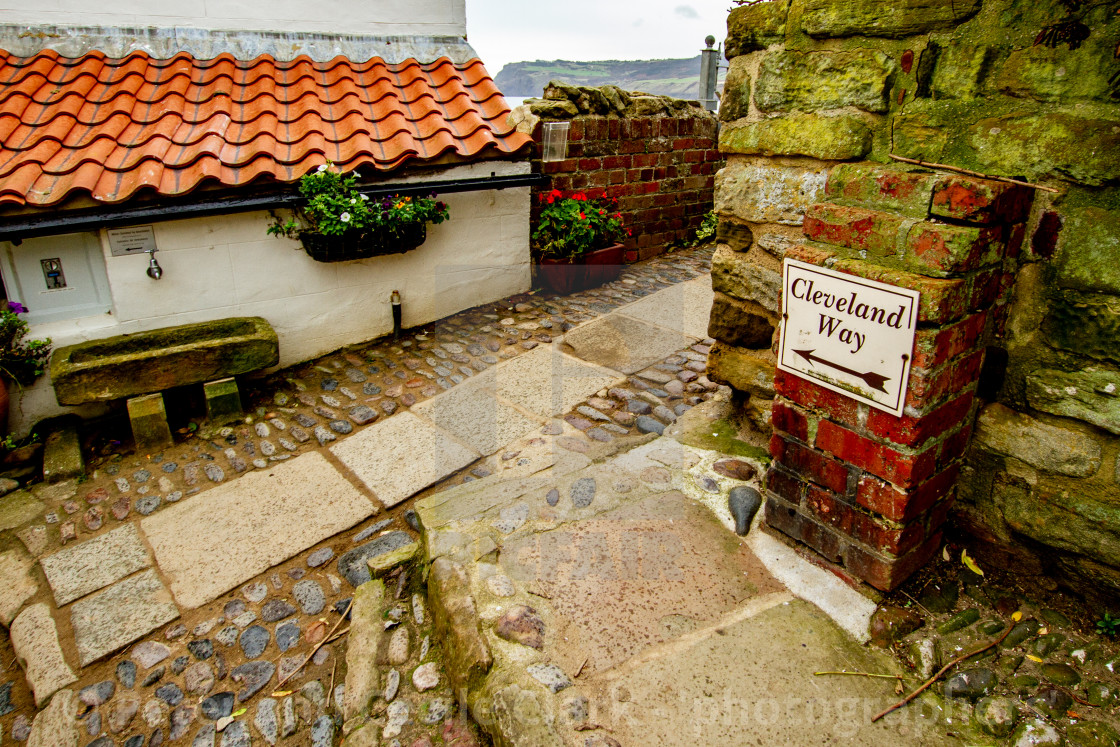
(0, 49), (531, 207)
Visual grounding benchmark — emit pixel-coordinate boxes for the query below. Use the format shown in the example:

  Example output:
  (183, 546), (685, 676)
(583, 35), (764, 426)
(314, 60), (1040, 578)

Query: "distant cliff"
(494, 55), (724, 99)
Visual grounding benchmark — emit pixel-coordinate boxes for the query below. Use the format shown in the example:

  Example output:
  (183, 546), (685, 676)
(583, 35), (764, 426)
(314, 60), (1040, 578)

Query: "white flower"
(360, 194), (369, 201)
(317, 164), (328, 172)
(350, 198), (357, 204)
(340, 212), (351, 223)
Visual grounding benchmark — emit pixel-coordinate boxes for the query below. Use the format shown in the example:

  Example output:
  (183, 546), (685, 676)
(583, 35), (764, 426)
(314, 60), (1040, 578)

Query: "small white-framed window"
(0, 232), (112, 324)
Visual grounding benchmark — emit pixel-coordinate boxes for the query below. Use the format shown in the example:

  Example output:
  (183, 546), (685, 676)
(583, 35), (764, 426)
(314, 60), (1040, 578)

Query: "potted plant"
(532, 189), (629, 294)
(0, 302), (52, 435)
(268, 163), (450, 262)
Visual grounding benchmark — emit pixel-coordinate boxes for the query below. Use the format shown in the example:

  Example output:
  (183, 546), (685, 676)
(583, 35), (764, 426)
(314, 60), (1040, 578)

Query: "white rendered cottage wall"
(0, 0), (466, 37)
(6, 161), (530, 433)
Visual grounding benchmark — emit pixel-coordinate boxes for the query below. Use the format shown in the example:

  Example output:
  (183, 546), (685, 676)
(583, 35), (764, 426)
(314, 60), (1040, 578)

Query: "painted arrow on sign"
(792, 349), (891, 393)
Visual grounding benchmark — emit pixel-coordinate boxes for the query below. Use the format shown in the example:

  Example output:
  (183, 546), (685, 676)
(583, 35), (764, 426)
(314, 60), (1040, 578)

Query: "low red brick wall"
(763, 167), (1030, 591)
(532, 116), (720, 262)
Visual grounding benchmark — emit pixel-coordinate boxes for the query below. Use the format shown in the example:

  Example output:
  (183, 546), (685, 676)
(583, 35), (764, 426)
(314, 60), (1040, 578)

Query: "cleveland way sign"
(777, 259), (920, 416)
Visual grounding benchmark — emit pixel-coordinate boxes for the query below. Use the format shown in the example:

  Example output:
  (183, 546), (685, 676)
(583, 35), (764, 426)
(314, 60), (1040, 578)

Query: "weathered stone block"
(708, 292), (776, 349)
(41, 416), (84, 484)
(51, 317), (278, 406)
(998, 481), (1120, 574)
(975, 403), (1101, 477)
(995, 39), (1117, 103)
(0, 548), (38, 627)
(27, 688), (78, 747)
(720, 114), (871, 160)
(127, 394), (173, 454)
(427, 558), (492, 693)
(825, 164), (936, 217)
(716, 219), (754, 252)
(525, 98), (578, 119)
(711, 246), (782, 311)
(801, 0), (982, 38)
(1026, 368), (1120, 435)
(896, 102), (1120, 187)
(719, 58), (752, 122)
(707, 343), (776, 398)
(714, 160), (828, 226)
(1051, 207), (1120, 295)
(341, 579), (385, 721)
(726, 0), (789, 57)
(755, 50), (896, 113)
(929, 42), (998, 100)
(203, 377), (242, 423)
(803, 203), (909, 255)
(1046, 292), (1120, 363)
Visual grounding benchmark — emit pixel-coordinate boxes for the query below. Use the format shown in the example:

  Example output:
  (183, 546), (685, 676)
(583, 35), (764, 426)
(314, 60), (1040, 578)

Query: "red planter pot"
(536, 243), (625, 295)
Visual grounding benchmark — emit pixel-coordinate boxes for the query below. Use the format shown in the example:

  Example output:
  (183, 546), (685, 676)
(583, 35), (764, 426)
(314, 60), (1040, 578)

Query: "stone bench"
(50, 317), (279, 406)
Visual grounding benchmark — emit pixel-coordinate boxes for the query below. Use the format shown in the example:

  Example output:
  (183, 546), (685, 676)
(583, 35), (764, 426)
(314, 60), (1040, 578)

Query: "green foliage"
(690, 211), (718, 246)
(532, 190), (628, 260)
(0, 302), (51, 386)
(268, 162), (450, 241)
(1097, 611), (1120, 637)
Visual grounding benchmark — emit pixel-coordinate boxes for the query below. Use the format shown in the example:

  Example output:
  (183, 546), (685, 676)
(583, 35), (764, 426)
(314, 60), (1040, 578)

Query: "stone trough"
(49, 317), (279, 405)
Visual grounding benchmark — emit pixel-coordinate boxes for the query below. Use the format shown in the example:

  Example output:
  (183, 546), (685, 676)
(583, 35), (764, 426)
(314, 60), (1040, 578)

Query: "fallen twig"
(887, 154), (1061, 193)
(324, 626), (351, 645)
(872, 621), (1018, 722)
(815, 671), (905, 681)
(575, 657), (589, 678)
(527, 588), (553, 600)
(326, 659), (337, 710)
(276, 598), (353, 689)
(573, 723), (612, 732)
(899, 590), (932, 617)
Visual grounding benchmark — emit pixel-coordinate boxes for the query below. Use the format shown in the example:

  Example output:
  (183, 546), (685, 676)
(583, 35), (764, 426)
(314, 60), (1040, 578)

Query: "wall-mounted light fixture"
(145, 248), (163, 280)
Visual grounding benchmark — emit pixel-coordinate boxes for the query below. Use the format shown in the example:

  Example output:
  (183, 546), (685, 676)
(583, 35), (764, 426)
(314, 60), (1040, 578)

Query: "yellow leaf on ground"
(1012, 611), (1023, 622)
(1026, 654), (1043, 663)
(961, 549), (984, 576)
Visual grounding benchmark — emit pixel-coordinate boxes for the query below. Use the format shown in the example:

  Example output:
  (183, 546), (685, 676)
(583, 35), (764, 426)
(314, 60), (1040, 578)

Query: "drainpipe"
(391, 290), (402, 340)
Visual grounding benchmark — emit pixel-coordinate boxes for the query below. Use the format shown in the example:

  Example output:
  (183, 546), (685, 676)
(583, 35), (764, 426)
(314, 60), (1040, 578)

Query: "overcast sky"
(465, 0), (729, 76)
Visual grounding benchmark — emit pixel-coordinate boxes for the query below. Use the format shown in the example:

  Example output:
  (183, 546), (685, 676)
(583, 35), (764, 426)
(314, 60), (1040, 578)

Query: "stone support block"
(1050, 207), (1120, 295)
(203, 377), (243, 423)
(41, 416), (84, 484)
(755, 49), (896, 113)
(127, 394), (173, 455)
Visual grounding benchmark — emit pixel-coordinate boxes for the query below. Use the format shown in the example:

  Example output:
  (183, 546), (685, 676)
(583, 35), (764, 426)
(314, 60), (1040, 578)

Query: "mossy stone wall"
(712, 0), (1120, 600)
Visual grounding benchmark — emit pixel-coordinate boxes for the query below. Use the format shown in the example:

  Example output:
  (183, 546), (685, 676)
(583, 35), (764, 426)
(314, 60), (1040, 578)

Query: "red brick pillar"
(763, 164), (1031, 591)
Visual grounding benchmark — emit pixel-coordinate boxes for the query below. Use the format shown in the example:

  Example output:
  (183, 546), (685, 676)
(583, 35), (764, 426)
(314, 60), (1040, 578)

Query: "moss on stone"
(755, 49), (896, 113)
(726, 0), (790, 57)
(800, 0), (982, 39)
(720, 114), (871, 160)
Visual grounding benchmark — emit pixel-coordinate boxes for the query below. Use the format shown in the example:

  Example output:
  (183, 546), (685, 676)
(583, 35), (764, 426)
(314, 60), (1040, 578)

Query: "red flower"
(599, 209), (606, 215)
(572, 192), (587, 201)
(550, 189), (562, 199)
(579, 212), (586, 220)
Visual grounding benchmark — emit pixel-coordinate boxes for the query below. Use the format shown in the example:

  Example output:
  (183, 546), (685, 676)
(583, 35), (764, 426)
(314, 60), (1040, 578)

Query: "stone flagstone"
(10, 603), (77, 706)
(71, 569), (179, 666)
(562, 314), (697, 375)
(412, 371), (543, 456)
(618, 275), (713, 339)
(330, 411), (478, 508)
(493, 346), (623, 418)
(41, 524), (151, 606)
(141, 452), (375, 608)
(0, 548), (39, 625)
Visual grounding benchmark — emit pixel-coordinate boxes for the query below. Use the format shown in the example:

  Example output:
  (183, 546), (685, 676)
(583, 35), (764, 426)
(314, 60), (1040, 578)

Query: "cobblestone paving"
(0, 247), (718, 746)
